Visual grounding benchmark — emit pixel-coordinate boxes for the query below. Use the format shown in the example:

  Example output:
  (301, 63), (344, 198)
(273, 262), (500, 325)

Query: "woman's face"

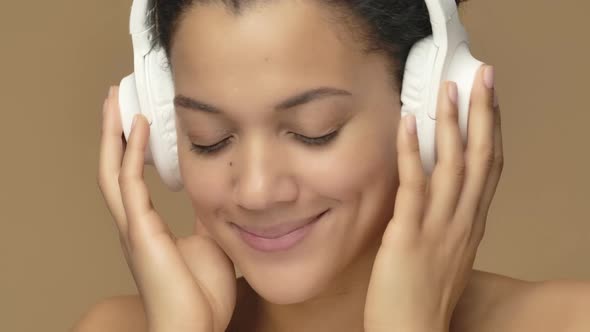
(171, 0), (401, 304)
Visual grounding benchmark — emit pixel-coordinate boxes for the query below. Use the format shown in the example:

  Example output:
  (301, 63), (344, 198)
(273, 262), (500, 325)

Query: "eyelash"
(190, 130), (340, 155)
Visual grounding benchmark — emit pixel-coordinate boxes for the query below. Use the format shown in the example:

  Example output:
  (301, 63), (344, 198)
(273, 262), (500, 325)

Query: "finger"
(117, 115), (195, 321)
(453, 65), (496, 232)
(98, 86), (128, 234)
(118, 113), (168, 244)
(473, 97), (504, 242)
(423, 81), (465, 232)
(384, 114), (427, 242)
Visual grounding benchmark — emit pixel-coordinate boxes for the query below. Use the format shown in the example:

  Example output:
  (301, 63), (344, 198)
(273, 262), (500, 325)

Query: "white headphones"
(118, 0), (483, 192)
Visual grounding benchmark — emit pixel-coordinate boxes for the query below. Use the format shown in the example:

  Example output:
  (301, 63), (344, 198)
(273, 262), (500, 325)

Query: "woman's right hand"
(97, 86), (237, 332)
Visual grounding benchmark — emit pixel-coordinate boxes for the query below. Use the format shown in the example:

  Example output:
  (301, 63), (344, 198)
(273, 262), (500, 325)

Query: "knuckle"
(399, 179), (425, 197)
(453, 222), (473, 243)
(472, 143), (495, 170)
(483, 153), (495, 171)
(405, 177), (428, 195)
(118, 170), (133, 187)
(452, 159), (466, 178)
(441, 157), (466, 178)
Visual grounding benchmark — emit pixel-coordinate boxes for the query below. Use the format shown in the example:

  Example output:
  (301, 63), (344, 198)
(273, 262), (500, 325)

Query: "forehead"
(170, 1), (367, 85)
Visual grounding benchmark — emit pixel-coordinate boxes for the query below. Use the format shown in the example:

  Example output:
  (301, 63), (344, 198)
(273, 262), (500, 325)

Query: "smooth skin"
(85, 2), (590, 332)
(88, 72), (590, 332)
(98, 86), (237, 332)
(96, 63), (498, 332)
(364, 67), (500, 332)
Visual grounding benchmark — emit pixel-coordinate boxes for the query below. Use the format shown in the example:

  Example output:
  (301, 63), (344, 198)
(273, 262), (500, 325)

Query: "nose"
(232, 137), (297, 210)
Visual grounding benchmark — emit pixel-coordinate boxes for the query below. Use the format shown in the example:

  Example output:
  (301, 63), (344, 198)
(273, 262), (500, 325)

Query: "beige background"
(0, 0), (588, 331)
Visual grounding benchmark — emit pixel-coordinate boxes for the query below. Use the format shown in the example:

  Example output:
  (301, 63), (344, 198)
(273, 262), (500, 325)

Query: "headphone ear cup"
(400, 36), (438, 174)
(401, 36), (435, 115)
(120, 0), (183, 191)
(144, 46), (183, 191)
(119, 73), (154, 165)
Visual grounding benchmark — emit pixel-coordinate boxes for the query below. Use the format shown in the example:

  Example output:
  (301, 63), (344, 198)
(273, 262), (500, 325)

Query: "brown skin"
(73, 273), (590, 332)
(174, 0), (398, 282)
(172, 2), (399, 330)
(83, 1), (590, 331)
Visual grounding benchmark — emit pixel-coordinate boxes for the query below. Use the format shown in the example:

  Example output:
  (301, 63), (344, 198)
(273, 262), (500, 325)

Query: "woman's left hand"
(364, 64), (503, 332)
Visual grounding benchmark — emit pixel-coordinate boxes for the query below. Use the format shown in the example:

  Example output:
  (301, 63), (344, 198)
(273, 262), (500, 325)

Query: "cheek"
(176, 125), (228, 213)
(176, 115), (399, 214)
(178, 148), (228, 222)
(295, 122), (397, 199)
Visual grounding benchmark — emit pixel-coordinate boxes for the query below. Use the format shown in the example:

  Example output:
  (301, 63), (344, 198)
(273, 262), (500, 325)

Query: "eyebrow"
(173, 87), (352, 114)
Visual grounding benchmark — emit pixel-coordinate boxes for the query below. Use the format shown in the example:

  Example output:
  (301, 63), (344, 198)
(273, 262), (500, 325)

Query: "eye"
(190, 137), (231, 155)
(293, 130), (340, 146)
(189, 130), (340, 156)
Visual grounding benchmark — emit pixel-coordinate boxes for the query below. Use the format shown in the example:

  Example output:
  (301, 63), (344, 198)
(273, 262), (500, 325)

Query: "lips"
(233, 210), (328, 239)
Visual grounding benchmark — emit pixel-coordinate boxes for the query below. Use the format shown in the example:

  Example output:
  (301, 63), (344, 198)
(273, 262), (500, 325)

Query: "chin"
(239, 259), (334, 305)
(209, 204), (385, 305)
(213, 210), (347, 305)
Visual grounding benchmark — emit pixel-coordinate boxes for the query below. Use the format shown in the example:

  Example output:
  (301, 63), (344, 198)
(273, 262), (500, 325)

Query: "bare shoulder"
(453, 269), (590, 332)
(71, 294), (147, 332)
(71, 277), (257, 332)
(71, 272), (590, 332)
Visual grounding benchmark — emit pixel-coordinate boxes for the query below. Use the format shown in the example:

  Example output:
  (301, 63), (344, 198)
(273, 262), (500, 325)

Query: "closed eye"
(189, 130), (340, 156)
(190, 137), (232, 155)
(292, 130), (340, 146)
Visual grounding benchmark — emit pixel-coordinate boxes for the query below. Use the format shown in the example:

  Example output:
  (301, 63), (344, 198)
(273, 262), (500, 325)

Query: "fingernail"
(484, 65), (495, 89)
(404, 114), (416, 135)
(447, 81), (458, 106)
(108, 86), (113, 98)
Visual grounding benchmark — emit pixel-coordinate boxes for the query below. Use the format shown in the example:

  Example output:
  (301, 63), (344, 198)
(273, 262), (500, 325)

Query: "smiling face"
(170, 0), (402, 304)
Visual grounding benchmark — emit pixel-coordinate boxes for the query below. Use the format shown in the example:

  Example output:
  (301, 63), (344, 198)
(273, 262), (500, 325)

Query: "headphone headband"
(424, 0), (469, 120)
(129, 0), (154, 55)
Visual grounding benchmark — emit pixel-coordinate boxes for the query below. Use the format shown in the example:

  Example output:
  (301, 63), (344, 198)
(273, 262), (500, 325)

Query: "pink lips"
(233, 210), (328, 252)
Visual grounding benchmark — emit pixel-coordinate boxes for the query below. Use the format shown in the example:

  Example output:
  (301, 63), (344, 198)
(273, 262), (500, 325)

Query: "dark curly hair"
(147, 0), (468, 91)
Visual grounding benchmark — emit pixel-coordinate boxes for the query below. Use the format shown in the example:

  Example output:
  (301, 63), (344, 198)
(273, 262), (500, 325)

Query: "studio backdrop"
(0, 0), (588, 331)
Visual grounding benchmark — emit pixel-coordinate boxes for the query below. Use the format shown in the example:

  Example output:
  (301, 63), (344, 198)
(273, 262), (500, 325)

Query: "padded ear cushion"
(400, 31), (484, 176)
(400, 36), (438, 174)
(120, 0), (183, 191)
(145, 47), (183, 191)
(401, 36), (436, 116)
(120, 73), (154, 164)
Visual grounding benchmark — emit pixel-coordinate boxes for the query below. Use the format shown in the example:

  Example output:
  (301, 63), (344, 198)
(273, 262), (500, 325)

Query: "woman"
(79, 0), (590, 331)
